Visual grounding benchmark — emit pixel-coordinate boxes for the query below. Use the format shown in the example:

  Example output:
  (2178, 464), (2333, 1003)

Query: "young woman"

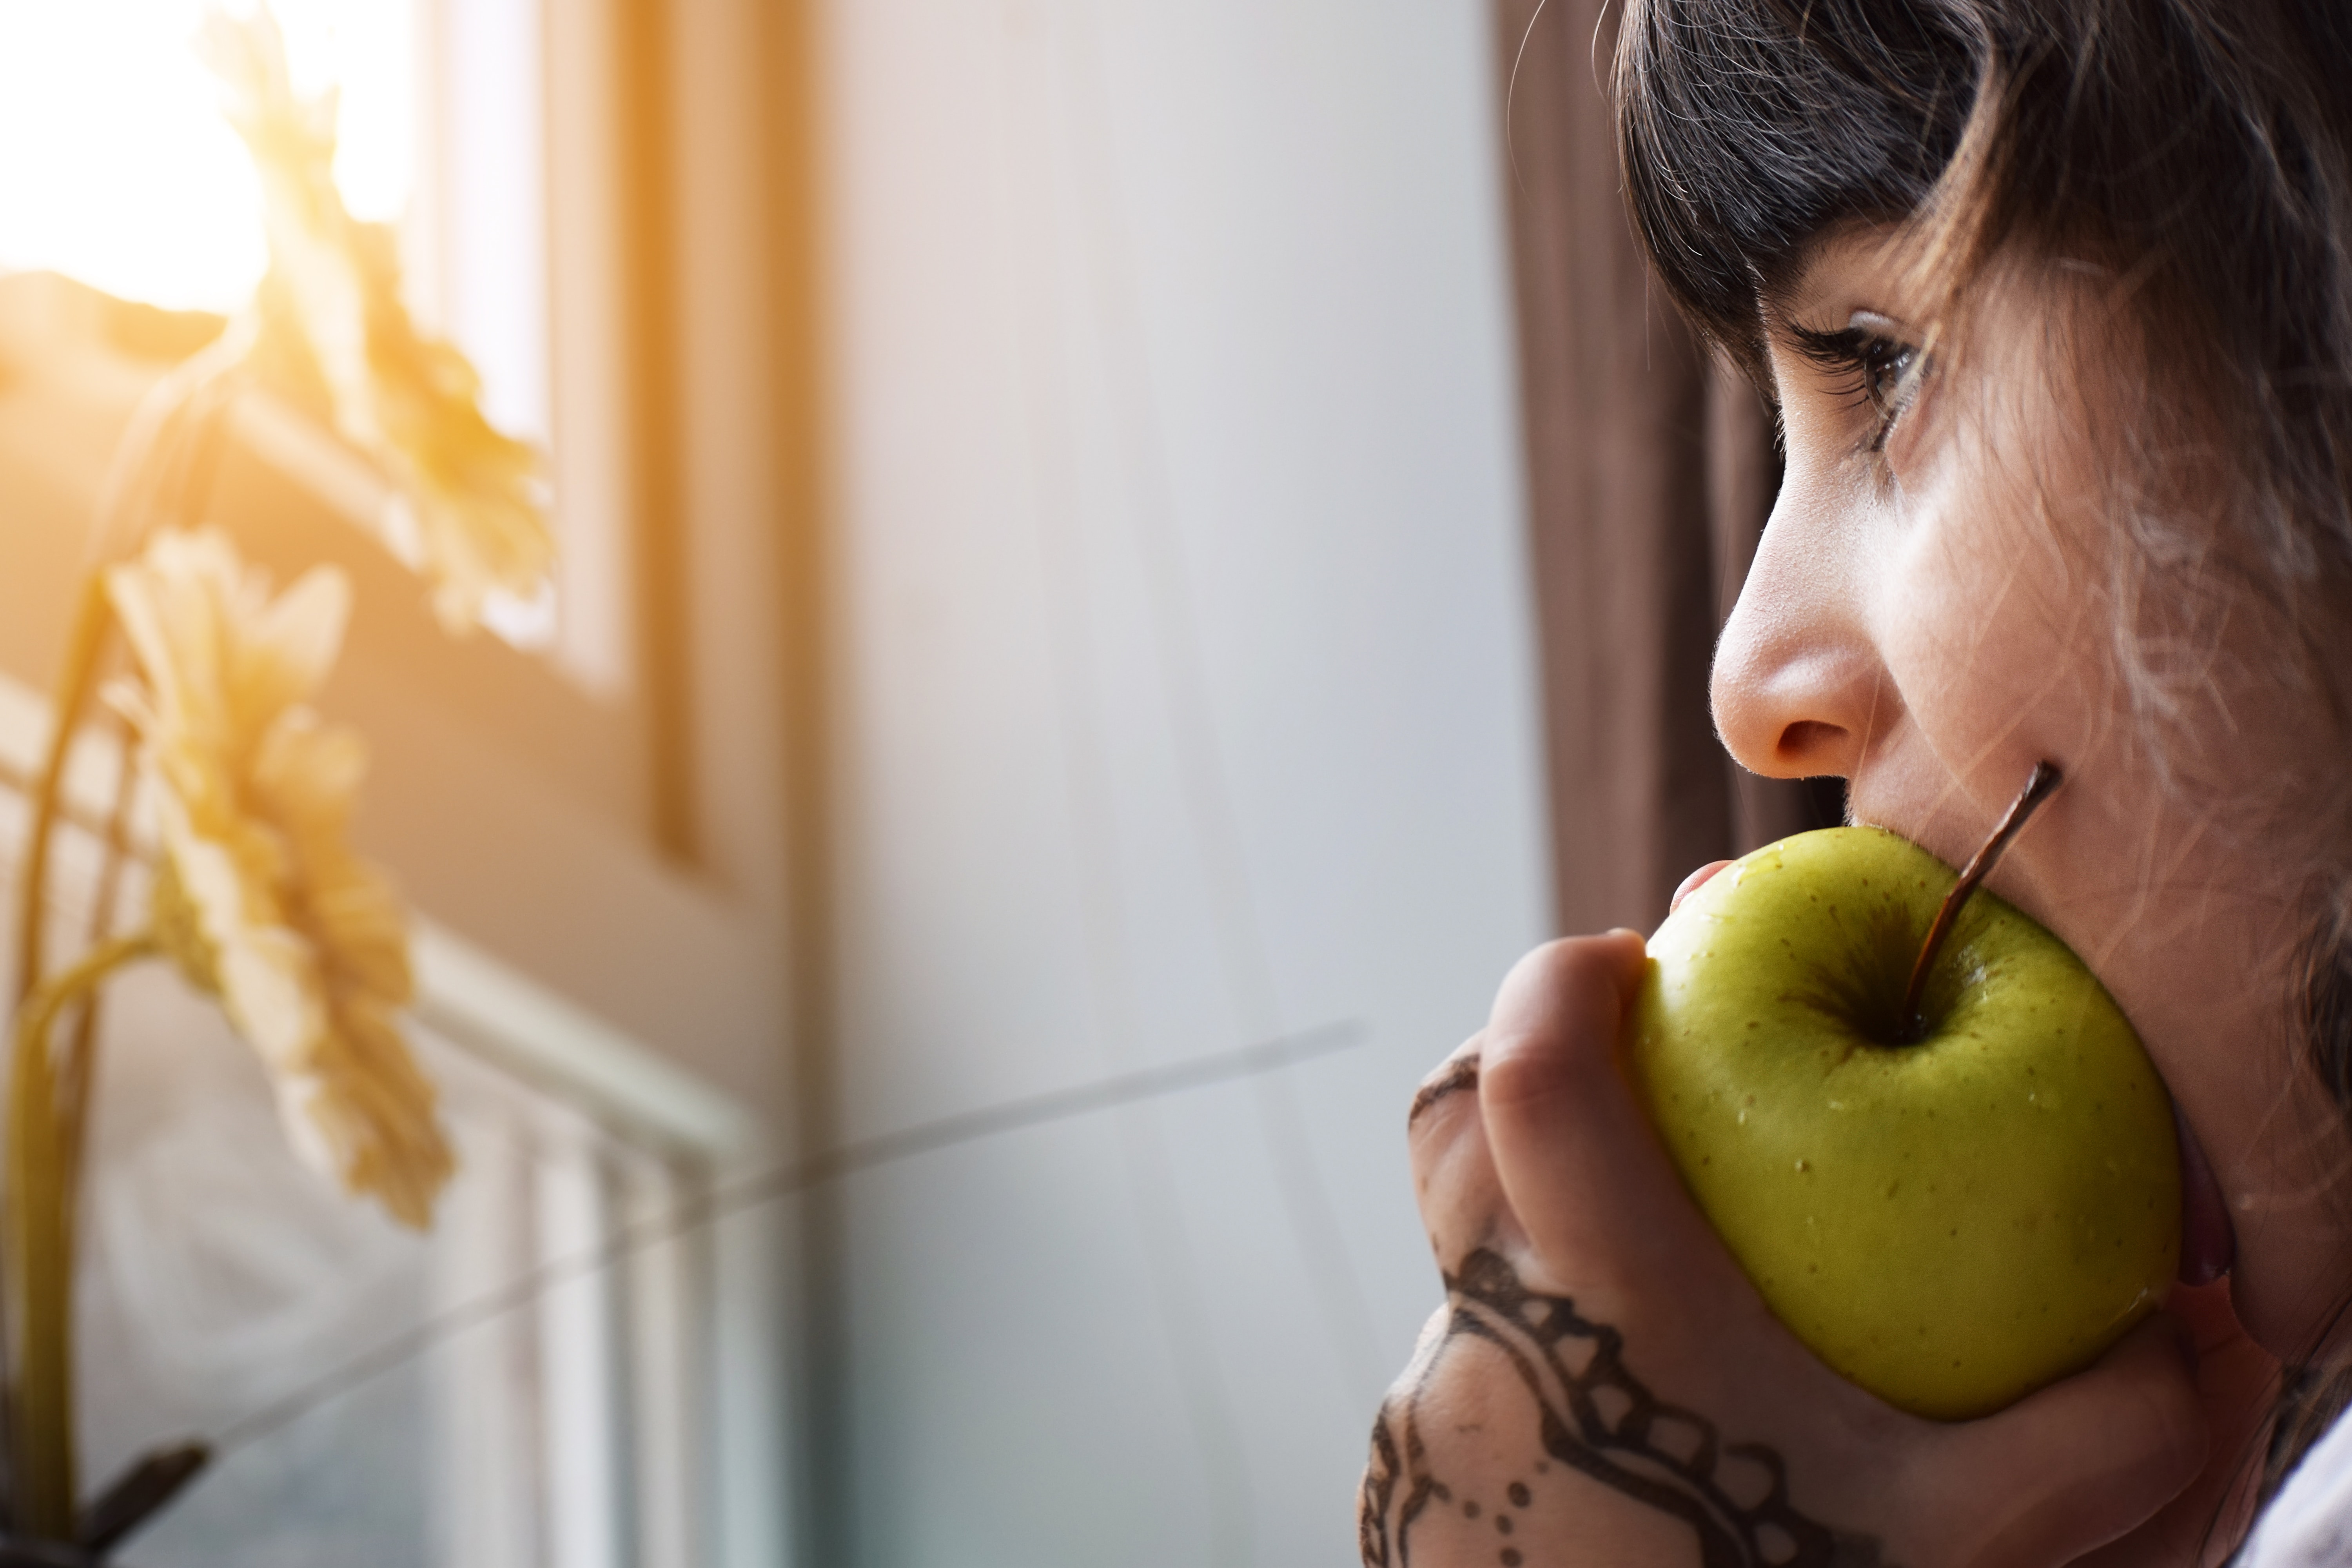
(1361, 3), (2352, 1564)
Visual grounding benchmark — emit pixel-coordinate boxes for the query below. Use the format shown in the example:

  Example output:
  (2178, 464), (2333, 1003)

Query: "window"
(0, 0), (631, 684)
(0, 1), (809, 1560)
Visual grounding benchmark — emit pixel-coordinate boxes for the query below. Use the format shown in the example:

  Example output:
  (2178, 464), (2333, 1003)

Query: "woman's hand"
(1359, 931), (2212, 1568)
(2067, 1280), (2279, 1566)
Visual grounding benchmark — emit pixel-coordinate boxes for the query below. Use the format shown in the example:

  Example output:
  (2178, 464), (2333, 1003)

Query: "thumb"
(1927, 1312), (2207, 1565)
(1478, 931), (1714, 1287)
(1473, 930), (1822, 1383)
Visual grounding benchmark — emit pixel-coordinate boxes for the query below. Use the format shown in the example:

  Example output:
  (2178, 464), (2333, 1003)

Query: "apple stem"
(1897, 760), (2065, 1040)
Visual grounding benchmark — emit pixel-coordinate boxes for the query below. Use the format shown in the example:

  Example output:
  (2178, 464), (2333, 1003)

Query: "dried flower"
(107, 529), (453, 1227)
(198, 5), (554, 635)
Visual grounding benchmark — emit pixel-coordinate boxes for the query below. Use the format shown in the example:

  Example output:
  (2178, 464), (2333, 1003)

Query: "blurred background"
(0, 0), (1820, 1564)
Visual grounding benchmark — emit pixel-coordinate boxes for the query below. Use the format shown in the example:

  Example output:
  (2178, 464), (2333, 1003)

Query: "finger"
(1926, 1312), (2206, 1564)
(1475, 931), (1871, 1443)
(1670, 859), (1735, 913)
(1406, 1039), (1483, 1133)
(1477, 933), (1735, 1293)
(1408, 1034), (1512, 1270)
(2064, 1283), (2275, 1566)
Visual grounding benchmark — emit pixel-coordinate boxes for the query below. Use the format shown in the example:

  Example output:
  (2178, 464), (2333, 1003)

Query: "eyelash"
(1793, 326), (1924, 452)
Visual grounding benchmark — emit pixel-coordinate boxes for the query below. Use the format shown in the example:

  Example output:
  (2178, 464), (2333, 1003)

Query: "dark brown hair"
(1612, 0), (2352, 1521)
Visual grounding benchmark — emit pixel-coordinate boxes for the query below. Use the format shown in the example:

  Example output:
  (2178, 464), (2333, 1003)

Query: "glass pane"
(0, 0), (581, 661)
(0, 0), (417, 312)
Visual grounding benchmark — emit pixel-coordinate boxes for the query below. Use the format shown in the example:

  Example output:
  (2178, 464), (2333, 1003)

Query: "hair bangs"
(1614, 0), (1980, 368)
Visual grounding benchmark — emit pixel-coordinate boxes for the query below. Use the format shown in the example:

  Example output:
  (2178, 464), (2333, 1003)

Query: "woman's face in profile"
(1712, 229), (2352, 1360)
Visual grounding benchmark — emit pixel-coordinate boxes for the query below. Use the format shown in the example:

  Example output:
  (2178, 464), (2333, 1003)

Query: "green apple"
(1626, 826), (2180, 1420)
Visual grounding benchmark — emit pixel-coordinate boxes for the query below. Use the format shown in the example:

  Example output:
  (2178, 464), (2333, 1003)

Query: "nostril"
(1777, 720), (1846, 767)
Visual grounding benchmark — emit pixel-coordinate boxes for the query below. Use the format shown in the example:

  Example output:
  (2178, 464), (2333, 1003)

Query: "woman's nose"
(1710, 512), (1892, 783)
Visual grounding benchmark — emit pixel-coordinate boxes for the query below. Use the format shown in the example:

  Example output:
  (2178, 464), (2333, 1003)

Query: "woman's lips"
(2176, 1106), (2236, 1287)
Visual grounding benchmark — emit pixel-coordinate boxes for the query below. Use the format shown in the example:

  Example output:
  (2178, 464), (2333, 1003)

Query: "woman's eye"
(1792, 324), (1926, 451)
(1855, 336), (1916, 414)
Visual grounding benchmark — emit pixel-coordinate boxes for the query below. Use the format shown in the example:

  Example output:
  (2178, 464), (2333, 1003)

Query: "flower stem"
(5, 929), (159, 1541)
(56, 735), (142, 1251)
(12, 581), (114, 1025)
(17, 336), (243, 1016)
(0, 335), (246, 1532)
(2, 577), (118, 1535)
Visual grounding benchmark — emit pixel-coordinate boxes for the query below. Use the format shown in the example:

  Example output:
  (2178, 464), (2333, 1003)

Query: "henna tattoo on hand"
(1408, 1056), (1481, 1129)
(1359, 1250), (1893, 1568)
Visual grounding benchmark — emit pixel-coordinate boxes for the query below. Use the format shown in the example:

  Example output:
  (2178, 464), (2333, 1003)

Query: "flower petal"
(111, 527), (452, 1227)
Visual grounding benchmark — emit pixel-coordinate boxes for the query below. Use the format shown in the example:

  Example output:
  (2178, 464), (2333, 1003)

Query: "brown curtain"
(1493, 0), (1832, 936)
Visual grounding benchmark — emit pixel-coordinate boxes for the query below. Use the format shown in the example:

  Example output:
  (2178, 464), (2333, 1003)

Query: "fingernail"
(1670, 860), (1735, 913)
